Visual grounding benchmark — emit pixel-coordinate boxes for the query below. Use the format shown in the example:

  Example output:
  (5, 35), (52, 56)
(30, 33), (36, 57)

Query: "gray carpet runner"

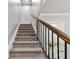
(9, 24), (48, 59)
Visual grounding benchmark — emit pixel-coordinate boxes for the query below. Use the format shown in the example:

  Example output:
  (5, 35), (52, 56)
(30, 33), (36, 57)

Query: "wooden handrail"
(32, 16), (70, 44)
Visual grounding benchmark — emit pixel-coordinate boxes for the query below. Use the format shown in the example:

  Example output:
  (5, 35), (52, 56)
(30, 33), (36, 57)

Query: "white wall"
(31, 0), (42, 33)
(20, 5), (32, 23)
(32, 0), (41, 17)
(8, 0), (44, 44)
(41, 0), (70, 13)
(8, 0), (21, 44)
(38, 13), (70, 59)
(39, 13), (70, 35)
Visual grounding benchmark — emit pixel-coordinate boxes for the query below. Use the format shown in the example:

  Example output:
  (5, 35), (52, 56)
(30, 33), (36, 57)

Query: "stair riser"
(18, 28), (34, 30)
(16, 34), (36, 37)
(20, 24), (32, 26)
(15, 38), (37, 41)
(19, 27), (33, 29)
(18, 30), (35, 32)
(19, 27), (33, 28)
(10, 52), (45, 57)
(13, 43), (40, 48)
(19, 26), (33, 27)
(17, 31), (35, 33)
(15, 36), (36, 38)
(16, 34), (36, 35)
(19, 26), (33, 28)
(18, 29), (34, 31)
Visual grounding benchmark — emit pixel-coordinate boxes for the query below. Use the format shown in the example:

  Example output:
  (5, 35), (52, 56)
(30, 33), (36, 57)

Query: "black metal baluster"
(45, 27), (47, 54)
(38, 21), (40, 40)
(52, 32), (54, 59)
(39, 22), (41, 42)
(65, 42), (67, 59)
(37, 20), (38, 40)
(43, 25), (44, 48)
(41, 24), (42, 45)
(57, 36), (59, 59)
(48, 29), (50, 59)
(38, 22), (40, 40)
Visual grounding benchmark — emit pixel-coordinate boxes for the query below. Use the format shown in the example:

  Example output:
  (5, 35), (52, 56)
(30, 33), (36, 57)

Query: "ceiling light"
(25, 0), (28, 2)
(32, 0), (40, 3)
(9, 0), (20, 3)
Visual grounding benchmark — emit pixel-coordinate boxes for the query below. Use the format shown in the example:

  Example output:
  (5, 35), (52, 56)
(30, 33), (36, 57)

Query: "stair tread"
(16, 36), (36, 37)
(14, 41), (39, 43)
(16, 33), (36, 34)
(18, 30), (34, 31)
(15, 37), (36, 38)
(15, 37), (36, 39)
(10, 57), (47, 59)
(10, 48), (43, 52)
(19, 28), (34, 29)
(17, 32), (36, 34)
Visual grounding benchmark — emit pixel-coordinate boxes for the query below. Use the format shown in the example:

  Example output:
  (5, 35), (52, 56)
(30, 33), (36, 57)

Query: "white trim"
(40, 13), (70, 16)
(8, 23), (20, 50)
(32, 22), (37, 34)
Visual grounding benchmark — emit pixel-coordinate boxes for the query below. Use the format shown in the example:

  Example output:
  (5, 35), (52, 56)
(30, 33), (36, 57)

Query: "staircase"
(9, 24), (47, 59)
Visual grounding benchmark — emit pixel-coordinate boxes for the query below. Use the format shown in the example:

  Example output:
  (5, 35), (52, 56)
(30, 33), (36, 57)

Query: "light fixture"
(25, 0), (29, 2)
(21, 0), (32, 5)
(32, 0), (40, 3)
(9, 0), (20, 3)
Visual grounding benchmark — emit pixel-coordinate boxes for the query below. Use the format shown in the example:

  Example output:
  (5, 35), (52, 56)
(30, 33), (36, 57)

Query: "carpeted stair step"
(19, 25), (33, 27)
(18, 28), (34, 30)
(19, 26), (33, 28)
(15, 37), (37, 41)
(17, 30), (35, 33)
(19, 24), (32, 26)
(13, 41), (41, 48)
(17, 31), (35, 33)
(10, 48), (45, 57)
(10, 57), (47, 59)
(16, 33), (36, 37)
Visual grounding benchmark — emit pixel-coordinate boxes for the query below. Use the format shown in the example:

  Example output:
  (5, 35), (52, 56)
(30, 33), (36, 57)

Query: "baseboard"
(8, 23), (20, 51)
(32, 23), (37, 34)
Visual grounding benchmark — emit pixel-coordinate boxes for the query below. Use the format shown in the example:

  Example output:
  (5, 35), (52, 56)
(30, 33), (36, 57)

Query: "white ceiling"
(41, 0), (70, 13)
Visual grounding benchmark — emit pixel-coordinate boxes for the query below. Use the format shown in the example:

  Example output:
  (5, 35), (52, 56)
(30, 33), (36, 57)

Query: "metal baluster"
(52, 32), (54, 59)
(43, 25), (44, 48)
(37, 20), (38, 40)
(39, 22), (41, 42)
(48, 29), (50, 59)
(45, 27), (47, 55)
(65, 42), (67, 59)
(41, 24), (42, 45)
(57, 36), (59, 59)
(38, 21), (40, 40)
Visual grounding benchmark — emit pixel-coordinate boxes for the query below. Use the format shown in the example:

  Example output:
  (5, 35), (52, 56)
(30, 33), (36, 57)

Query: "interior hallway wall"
(41, 0), (70, 13)
(20, 5), (32, 23)
(8, 0), (21, 44)
(39, 13), (70, 35)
